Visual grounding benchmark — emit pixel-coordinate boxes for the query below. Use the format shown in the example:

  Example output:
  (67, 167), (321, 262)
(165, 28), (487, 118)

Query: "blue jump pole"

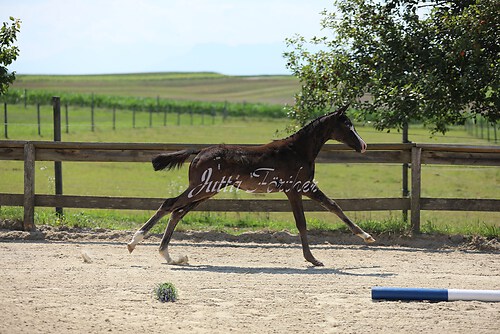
(372, 287), (500, 302)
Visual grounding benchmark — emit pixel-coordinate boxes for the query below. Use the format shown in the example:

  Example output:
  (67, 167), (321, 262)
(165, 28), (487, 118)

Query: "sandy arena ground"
(0, 227), (499, 334)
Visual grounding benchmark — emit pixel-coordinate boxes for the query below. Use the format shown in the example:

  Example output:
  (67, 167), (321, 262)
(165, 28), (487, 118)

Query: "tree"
(284, 0), (499, 134)
(0, 17), (21, 96)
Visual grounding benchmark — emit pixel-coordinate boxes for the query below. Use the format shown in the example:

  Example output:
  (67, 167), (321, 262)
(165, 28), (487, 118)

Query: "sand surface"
(0, 228), (499, 333)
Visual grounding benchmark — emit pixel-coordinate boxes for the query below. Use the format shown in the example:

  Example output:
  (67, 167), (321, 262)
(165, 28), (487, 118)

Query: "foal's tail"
(152, 149), (200, 171)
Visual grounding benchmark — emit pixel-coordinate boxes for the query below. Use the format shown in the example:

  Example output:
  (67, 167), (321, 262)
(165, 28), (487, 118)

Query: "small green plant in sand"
(153, 282), (178, 303)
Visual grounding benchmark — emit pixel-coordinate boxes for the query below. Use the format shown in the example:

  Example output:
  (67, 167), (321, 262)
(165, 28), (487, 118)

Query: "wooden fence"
(0, 141), (499, 233)
(2, 101), (222, 139)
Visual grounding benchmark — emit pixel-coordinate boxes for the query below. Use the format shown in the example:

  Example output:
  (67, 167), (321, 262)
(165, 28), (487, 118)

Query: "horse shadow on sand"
(169, 263), (396, 277)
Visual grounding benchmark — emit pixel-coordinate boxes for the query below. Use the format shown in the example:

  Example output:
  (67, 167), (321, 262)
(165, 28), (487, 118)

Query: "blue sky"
(1, 0), (330, 75)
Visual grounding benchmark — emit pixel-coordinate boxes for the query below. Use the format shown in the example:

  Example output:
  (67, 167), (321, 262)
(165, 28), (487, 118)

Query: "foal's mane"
(284, 110), (338, 141)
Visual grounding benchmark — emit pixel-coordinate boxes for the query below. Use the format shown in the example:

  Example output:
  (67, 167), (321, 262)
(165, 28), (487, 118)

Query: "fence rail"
(1, 141), (499, 233)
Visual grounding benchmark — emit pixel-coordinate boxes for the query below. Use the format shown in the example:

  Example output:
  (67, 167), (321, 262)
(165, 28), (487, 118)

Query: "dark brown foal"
(127, 105), (375, 266)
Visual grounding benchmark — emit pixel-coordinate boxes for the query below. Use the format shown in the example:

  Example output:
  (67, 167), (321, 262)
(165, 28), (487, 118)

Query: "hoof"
(127, 231), (144, 254)
(364, 235), (376, 243)
(357, 232), (376, 243)
(307, 258), (324, 267)
(312, 260), (324, 267)
(168, 255), (189, 266)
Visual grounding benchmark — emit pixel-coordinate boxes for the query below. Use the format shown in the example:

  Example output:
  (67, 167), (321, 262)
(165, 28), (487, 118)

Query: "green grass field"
(12, 73), (299, 105)
(1, 73), (499, 237)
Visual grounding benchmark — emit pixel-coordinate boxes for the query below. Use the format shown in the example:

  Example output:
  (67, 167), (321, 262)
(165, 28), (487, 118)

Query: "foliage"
(284, 0), (499, 133)
(153, 282), (178, 302)
(1, 206), (498, 238)
(0, 17), (21, 95)
(2, 88), (288, 118)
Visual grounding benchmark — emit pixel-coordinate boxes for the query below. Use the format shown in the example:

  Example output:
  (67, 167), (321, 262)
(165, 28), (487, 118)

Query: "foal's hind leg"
(305, 189), (375, 243)
(158, 200), (204, 265)
(127, 197), (178, 253)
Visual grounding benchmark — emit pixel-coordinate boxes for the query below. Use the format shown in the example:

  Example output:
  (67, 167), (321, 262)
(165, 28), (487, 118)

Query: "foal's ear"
(335, 104), (349, 116)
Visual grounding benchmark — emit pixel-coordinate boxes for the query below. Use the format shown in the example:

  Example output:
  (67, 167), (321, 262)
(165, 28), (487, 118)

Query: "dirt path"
(0, 229), (499, 333)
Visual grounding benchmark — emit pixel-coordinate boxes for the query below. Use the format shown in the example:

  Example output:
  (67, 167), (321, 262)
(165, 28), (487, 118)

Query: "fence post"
(494, 123), (498, 143)
(223, 101), (228, 121)
(410, 145), (422, 234)
(65, 103), (69, 134)
(24, 89), (27, 109)
(3, 102), (7, 139)
(91, 93), (95, 132)
(113, 107), (116, 130)
(402, 122), (410, 223)
(149, 107), (153, 128)
(133, 108), (136, 128)
(53, 97), (63, 216)
(37, 103), (41, 136)
(23, 142), (36, 231)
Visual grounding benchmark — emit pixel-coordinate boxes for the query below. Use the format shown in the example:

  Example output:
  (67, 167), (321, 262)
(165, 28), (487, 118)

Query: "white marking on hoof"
(81, 250), (92, 263)
(170, 255), (189, 265)
(357, 232), (376, 243)
(127, 231), (144, 253)
(159, 248), (189, 265)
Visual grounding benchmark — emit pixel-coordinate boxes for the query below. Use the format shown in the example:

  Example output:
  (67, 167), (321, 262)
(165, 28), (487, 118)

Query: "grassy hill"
(12, 72), (300, 105)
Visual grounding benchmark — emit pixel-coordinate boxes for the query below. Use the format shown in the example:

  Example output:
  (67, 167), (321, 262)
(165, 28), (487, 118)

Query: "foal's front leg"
(286, 191), (324, 266)
(306, 189), (375, 243)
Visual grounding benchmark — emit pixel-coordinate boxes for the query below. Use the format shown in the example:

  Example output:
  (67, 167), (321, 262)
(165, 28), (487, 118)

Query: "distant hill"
(12, 72), (299, 105)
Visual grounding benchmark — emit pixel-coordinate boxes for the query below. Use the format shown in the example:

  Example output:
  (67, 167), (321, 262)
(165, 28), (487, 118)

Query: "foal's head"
(329, 106), (367, 153)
